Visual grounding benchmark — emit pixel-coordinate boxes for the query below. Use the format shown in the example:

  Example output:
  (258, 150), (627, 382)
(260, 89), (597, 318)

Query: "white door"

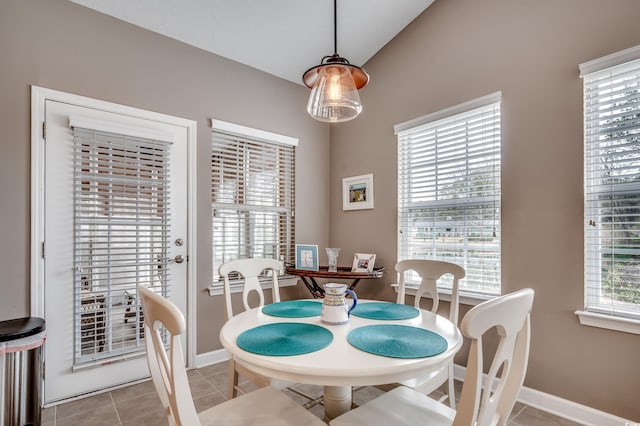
(42, 99), (189, 403)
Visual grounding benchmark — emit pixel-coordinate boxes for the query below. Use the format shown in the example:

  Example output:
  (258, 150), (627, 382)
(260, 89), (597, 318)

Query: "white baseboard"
(195, 348), (229, 368)
(193, 352), (634, 426)
(452, 365), (635, 426)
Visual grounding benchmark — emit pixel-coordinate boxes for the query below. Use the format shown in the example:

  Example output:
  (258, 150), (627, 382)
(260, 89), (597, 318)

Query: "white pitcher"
(321, 283), (358, 325)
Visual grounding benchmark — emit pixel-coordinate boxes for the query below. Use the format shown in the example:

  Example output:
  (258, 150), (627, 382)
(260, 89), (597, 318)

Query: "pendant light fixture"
(302, 0), (370, 123)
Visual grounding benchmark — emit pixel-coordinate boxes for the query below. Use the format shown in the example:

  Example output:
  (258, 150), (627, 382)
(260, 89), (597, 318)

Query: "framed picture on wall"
(343, 173), (374, 211)
(295, 244), (319, 271)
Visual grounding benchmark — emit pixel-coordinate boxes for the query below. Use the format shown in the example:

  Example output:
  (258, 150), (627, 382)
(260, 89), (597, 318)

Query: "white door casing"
(31, 87), (197, 403)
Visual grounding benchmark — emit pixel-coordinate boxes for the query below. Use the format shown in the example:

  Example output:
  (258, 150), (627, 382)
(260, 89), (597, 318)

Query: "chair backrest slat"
(218, 258), (283, 319)
(139, 286), (201, 426)
(453, 288), (534, 426)
(395, 259), (465, 325)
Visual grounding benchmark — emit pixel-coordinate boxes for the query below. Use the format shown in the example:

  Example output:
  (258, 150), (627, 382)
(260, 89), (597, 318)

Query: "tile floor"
(42, 362), (583, 425)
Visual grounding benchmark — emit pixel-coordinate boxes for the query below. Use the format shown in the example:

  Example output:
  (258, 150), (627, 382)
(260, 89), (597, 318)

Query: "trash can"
(0, 317), (46, 426)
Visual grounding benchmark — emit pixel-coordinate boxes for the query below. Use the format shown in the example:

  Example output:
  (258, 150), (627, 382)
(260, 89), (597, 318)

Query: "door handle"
(170, 255), (185, 264)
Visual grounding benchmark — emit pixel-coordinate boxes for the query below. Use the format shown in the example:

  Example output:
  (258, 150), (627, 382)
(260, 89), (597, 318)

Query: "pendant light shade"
(302, 0), (369, 123)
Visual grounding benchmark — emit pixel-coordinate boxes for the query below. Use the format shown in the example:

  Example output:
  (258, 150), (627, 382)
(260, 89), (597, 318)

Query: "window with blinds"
(211, 121), (296, 286)
(395, 93), (501, 296)
(582, 54), (640, 320)
(73, 125), (170, 366)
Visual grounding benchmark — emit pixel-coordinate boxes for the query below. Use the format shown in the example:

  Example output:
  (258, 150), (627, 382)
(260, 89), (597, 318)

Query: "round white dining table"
(219, 300), (463, 421)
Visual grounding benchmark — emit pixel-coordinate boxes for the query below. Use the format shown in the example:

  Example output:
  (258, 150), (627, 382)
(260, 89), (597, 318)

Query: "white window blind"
(72, 126), (170, 366)
(396, 96), (501, 296)
(211, 123), (295, 284)
(583, 56), (640, 320)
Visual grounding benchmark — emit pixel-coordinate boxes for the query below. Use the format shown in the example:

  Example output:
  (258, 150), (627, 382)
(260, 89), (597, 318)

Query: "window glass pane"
(73, 128), (170, 366)
(211, 127), (295, 284)
(397, 101), (501, 295)
(584, 57), (640, 318)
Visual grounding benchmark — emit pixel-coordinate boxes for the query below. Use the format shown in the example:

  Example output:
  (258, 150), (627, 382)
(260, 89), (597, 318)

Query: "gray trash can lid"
(0, 317), (46, 342)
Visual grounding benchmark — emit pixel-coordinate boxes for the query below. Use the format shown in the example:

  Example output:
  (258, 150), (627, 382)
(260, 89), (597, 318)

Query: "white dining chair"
(218, 258), (312, 402)
(138, 286), (325, 426)
(220, 258), (284, 321)
(330, 288), (535, 426)
(393, 259), (465, 408)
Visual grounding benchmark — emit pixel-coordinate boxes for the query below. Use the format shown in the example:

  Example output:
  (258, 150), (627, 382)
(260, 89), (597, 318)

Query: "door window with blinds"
(211, 120), (296, 287)
(72, 123), (170, 365)
(581, 48), (640, 321)
(395, 93), (501, 296)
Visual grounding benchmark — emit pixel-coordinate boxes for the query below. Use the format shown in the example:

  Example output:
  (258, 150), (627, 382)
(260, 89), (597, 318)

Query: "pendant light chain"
(333, 0), (338, 55)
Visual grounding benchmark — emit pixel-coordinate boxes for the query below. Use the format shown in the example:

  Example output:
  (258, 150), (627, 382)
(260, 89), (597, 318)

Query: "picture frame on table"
(352, 253), (376, 273)
(343, 173), (374, 211)
(295, 244), (319, 271)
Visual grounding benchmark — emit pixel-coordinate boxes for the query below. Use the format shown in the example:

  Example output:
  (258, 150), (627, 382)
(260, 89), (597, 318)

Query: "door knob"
(173, 255), (185, 264)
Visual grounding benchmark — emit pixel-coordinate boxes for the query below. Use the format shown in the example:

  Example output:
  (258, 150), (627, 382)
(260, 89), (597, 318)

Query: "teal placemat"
(347, 324), (447, 359)
(351, 302), (419, 320)
(262, 300), (323, 318)
(237, 323), (333, 356)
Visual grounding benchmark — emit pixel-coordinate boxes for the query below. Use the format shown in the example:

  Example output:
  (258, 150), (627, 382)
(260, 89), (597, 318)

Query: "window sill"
(390, 284), (494, 307)
(575, 310), (640, 335)
(207, 276), (299, 297)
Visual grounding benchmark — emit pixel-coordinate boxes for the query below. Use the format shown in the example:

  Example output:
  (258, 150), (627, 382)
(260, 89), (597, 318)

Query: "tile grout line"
(509, 404), (528, 425)
(110, 391), (123, 426)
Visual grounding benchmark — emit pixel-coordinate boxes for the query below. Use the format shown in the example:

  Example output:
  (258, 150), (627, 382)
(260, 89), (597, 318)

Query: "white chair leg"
(447, 363), (455, 409)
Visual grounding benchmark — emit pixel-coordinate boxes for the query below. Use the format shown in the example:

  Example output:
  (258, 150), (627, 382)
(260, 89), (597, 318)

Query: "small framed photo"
(352, 253), (376, 273)
(343, 173), (374, 211)
(295, 244), (319, 271)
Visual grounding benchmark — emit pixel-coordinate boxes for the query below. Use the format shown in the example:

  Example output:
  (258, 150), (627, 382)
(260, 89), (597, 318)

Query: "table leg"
(300, 276), (325, 298)
(348, 279), (361, 292)
(323, 385), (352, 421)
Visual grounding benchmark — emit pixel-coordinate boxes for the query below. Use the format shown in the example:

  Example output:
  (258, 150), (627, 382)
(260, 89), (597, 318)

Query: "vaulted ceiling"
(69, 0), (435, 85)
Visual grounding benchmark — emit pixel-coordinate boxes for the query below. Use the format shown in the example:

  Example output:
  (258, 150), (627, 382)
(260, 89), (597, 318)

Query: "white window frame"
(395, 92), (502, 300)
(577, 45), (640, 335)
(208, 119), (297, 296)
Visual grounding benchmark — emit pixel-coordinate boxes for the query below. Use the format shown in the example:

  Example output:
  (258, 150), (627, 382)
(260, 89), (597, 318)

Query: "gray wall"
(0, 0), (330, 354)
(330, 0), (640, 420)
(3, 0), (640, 420)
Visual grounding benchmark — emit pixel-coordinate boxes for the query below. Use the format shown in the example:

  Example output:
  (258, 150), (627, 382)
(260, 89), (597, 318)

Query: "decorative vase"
(326, 247), (341, 273)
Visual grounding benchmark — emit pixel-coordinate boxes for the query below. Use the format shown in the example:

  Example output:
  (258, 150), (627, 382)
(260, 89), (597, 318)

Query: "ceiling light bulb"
(328, 72), (342, 100)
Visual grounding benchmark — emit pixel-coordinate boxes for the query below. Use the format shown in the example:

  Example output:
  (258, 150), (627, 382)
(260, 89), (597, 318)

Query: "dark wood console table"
(285, 264), (385, 298)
